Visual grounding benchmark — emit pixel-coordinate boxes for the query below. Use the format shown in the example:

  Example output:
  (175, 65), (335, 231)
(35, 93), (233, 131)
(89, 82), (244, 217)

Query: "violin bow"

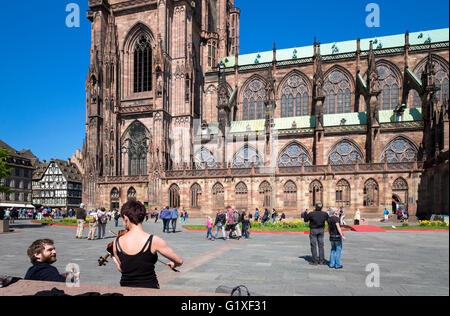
(110, 231), (179, 273)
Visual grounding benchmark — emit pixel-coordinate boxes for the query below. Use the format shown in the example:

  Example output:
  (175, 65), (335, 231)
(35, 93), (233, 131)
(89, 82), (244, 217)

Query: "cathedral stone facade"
(81, 0), (449, 219)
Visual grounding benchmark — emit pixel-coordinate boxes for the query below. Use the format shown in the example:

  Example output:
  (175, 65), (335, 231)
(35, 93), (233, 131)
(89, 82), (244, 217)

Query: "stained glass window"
(232, 146), (262, 168)
(169, 184), (180, 208)
(235, 182), (248, 210)
(259, 181), (272, 208)
(377, 64), (401, 110)
(284, 181), (297, 208)
(194, 147), (217, 169)
(127, 187), (136, 201)
(278, 142), (312, 167)
(323, 70), (352, 114)
(336, 179), (351, 207)
(280, 74), (310, 117)
(363, 179), (379, 207)
(190, 183), (202, 208)
(122, 121), (149, 176)
(134, 35), (152, 93)
(413, 56), (449, 106)
(310, 180), (323, 207)
(212, 183), (225, 209)
(328, 140), (364, 165)
(381, 137), (418, 163)
(242, 78), (266, 120)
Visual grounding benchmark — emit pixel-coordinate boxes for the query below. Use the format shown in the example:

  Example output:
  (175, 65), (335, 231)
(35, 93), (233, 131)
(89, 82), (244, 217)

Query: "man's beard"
(42, 254), (57, 264)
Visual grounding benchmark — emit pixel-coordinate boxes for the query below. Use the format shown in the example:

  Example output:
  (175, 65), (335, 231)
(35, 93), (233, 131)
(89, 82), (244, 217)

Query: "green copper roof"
(379, 107), (422, 123)
(220, 28), (449, 68)
(324, 112), (367, 127)
(230, 120), (265, 133)
(406, 68), (423, 86)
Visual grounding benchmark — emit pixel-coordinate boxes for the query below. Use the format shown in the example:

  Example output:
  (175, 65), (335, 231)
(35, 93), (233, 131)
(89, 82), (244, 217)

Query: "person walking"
(206, 216), (214, 241)
(226, 206), (237, 239)
(214, 210), (227, 240)
(88, 209), (98, 240)
(327, 208), (346, 269)
(160, 207), (171, 233)
(254, 208), (260, 222)
(271, 209), (278, 223)
(354, 209), (361, 226)
(184, 211), (189, 223)
(304, 202), (329, 265)
(154, 208), (159, 223)
(170, 207), (178, 233)
(97, 208), (108, 239)
(111, 200), (183, 289)
(113, 209), (120, 227)
(241, 215), (251, 239)
(261, 209), (270, 226)
(339, 207), (346, 225)
(75, 204), (87, 239)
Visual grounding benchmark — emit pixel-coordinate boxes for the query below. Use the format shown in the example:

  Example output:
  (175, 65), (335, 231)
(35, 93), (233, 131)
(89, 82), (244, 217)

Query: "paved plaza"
(0, 219), (448, 296)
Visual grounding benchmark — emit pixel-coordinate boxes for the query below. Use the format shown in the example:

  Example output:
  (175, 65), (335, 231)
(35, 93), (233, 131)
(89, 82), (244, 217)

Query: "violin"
(98, 230), (180, 273)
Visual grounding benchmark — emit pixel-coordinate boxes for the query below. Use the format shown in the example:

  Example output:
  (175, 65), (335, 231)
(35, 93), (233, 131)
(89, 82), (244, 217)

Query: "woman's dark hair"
(121, 200), (147, 225)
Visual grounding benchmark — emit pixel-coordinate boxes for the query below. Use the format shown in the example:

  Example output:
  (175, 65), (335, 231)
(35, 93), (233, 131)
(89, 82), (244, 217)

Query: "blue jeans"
(329, 240), (343, 268)
(214, 224), (226, 239)
(206, 228), (213, 239)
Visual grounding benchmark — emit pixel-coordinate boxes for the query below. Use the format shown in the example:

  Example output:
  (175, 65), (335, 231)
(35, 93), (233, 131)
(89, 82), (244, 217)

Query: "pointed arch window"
(259, 181), (272, 208)
(381, 137), (418, 163)
(336, 179), (351, 207)
(232, 146), (262, 169)
(377, 64), (401, 110)
(310, 180), (323, 207)
(363, 179), (379, 207)
(242, 78), (266, 120)
(134, 35), (152, 93)
(323, 70), (352, 114)
(284, 180), (297, 208)
(190, 183), (202, 209)
(169, 184), (180, 208)
(212, 183), (225, 210)
(127, 187), (137, 201)
(280, 74), (310, 117)
(122, 121), (149, 176)
(328, 140), (364, 165)
(235, 182), (248, 210)
(194, 147), (217, 169)
(413, 56), (449, 106)
(278, 142), (312, 167)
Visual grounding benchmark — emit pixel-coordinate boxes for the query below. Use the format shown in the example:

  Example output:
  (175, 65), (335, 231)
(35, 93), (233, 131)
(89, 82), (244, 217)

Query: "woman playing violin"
(111, 200), (183, 289)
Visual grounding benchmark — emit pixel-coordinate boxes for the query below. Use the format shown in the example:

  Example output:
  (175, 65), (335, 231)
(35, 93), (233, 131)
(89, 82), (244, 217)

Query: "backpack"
(98, 212), (107, 224)
(232, 210), (240, 223)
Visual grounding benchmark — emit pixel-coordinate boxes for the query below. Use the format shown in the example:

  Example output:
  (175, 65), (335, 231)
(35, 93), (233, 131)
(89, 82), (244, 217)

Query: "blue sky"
(0, 0), (448, 161)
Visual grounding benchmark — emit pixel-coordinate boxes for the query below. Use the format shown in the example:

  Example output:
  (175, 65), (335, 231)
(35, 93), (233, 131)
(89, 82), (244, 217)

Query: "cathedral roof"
(223, 108), (423, 134)
(220, 28), (449, 68)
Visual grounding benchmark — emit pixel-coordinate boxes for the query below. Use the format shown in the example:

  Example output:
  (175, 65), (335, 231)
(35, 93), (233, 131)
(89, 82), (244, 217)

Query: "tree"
(0, 148), (12, 194)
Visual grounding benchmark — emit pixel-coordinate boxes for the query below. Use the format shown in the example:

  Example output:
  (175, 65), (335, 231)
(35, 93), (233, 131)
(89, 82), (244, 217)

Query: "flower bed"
(184, 220), (320, 233)
(32, 218), (91, 227)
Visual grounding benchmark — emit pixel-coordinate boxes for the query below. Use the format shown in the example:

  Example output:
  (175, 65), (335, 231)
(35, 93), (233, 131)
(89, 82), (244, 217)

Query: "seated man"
(25, 239), (68, 283)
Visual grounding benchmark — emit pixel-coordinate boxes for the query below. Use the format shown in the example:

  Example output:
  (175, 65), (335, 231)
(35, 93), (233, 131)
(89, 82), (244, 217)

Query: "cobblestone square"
(0, 220), (448, 296)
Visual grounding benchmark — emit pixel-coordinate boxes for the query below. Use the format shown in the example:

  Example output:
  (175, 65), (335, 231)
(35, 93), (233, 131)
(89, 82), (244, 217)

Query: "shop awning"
(0, 203), (35, 208)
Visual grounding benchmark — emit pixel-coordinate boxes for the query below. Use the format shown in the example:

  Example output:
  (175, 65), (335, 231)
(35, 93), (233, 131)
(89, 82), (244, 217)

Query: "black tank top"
(116, 235), (159, 289)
